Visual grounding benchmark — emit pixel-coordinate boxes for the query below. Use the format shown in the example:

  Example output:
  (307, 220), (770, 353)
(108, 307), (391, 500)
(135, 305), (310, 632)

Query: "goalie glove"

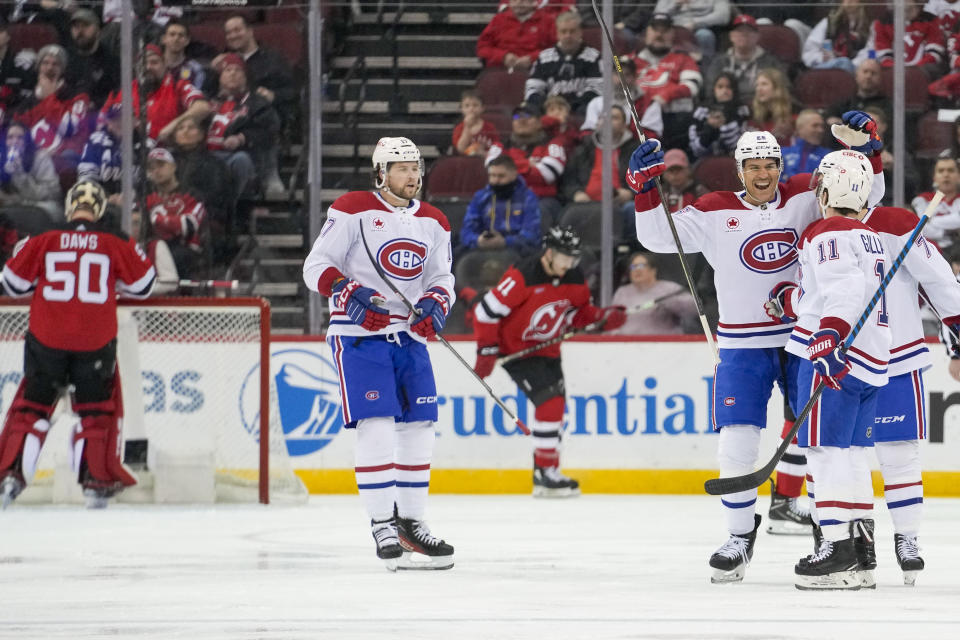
(807, 327), (851, 391)
(763, 281), (798, 324)
(331, 278), (391, 332)
(831, 110), (882, 155)
(626, 139), (665, 194)
(409, 287), (450, 339)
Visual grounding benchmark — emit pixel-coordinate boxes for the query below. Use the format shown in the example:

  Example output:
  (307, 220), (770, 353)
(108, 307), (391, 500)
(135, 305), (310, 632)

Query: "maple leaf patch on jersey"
(376, 238), (427, 280)
(739, 228), (799, 274)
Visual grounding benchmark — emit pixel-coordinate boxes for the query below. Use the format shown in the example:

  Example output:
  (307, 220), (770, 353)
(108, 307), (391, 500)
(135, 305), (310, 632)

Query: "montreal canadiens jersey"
(635, 167), (885, 349)
(475, 254), (592, 358)
(302, 191), (455, 343)
(862, 206), (960, 376)
(1, 222), (156, 351)
(785, 216), (891, 386)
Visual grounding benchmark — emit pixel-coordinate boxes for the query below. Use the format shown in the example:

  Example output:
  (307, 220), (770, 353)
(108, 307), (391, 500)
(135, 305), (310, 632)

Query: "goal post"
(0, 297), (308, 505)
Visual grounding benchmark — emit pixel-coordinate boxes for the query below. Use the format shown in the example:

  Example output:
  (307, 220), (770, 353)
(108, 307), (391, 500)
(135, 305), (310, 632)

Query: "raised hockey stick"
(358, 224), (530, 435)
(630, 288), (687, 312)
(498, 320), (604, 365)
(704, 192), (943, 496)
(589, 0), (718, 364)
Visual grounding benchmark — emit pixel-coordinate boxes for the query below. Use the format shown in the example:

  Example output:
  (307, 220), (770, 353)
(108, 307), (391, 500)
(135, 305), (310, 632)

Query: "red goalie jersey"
(474, 254), (598, 359)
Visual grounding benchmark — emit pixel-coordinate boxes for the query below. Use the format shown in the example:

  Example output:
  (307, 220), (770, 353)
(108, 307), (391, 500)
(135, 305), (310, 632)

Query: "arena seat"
(475, 67), (527, 109)
(794, 69), (856, 109)
(9, 23), (57, 52)
(914, 111), (954, 160)
(558, 202), (623, 249)
(425, 156), (488, 200)
(692, 156), (741, 192)
(439, 200), (470, 241)
(454, 248), (519, 291)
(757, 25), (801, 66)
(186, 23), (303, 67)
(881, 66), (929, 112)
(581, 27), (633, 56)
(483, 108), (513, 141)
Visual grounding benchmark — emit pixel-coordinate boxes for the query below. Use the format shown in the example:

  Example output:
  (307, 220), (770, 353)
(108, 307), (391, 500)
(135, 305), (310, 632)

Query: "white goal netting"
(0, 299), (308, 504)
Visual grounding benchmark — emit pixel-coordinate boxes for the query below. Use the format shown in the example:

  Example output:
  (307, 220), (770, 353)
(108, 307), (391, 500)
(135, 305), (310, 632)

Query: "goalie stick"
(589, 0), (718, 364)
(704, 191), (944, 496)
(358, 224), (530, 435)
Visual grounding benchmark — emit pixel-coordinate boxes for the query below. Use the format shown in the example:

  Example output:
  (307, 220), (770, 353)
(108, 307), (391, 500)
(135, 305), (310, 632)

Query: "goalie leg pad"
(71, 414), (137, 488)
(0, 379), (57, 479)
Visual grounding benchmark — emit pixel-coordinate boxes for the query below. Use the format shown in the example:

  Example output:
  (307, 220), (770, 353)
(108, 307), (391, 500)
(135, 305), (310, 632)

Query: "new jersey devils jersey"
(634, 163), (885, 349)
(1, 222), (156, 351)
(862, 206), (960, 376)
(475, 255), (591, 358)
(303, 191), (455, 343)
(785, 216), (891, 386)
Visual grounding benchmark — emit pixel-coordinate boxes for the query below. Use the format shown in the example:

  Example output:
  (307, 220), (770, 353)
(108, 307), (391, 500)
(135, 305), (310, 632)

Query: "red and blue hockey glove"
(806, 328), (852, 391)
(410, 287), (450, 339)
(763, 281), (798, 323)
(474, 344), (499, 378)
(943, 315), (960, 358)
(626, 139), (665, 194)
(832, 110), (883, 155)
(599, 305), (627, 331)
(331, 278), (390, 331)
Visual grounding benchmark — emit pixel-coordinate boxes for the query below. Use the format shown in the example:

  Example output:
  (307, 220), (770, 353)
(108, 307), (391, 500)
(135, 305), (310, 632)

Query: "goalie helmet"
(65, 180), (107, 221)
(734, 131), (782, 173)
(814, 150), (871, 213)
(543, 225), (583, 257)
(372, 137), (423, 191)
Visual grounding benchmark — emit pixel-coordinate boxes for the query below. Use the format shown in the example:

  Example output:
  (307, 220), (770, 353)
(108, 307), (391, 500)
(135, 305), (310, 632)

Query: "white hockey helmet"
(65, 180), (107, 222)
(734, 131), (782, 173)
(815, 150), (872, 213)
(372, 136), (424, 191)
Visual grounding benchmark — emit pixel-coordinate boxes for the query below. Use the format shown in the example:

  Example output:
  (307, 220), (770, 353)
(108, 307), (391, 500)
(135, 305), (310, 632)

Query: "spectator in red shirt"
(541, 95), (579, 156)
(144, 146), (207, 278)
(857, 0), (945, 75)
(477, 0), (556, 72)
(452, 89), (501, 156)
(101, 44), (210, 143)
(562, 104), (638, 207)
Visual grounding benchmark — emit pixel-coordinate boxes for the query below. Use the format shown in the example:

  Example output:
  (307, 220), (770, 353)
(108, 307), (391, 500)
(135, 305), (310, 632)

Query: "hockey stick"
(704, 193), (943, 496)
(589, 0), (718, 364)
(358, 224), (530, 435)
(498, 320), (604, 365)
(918, 288), (960, 344)
(629, 288), (687, 312)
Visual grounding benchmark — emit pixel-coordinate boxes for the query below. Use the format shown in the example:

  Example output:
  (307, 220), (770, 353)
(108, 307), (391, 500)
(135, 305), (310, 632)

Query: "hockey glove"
(943, 315), (960, 358)
(806, 328), (852, 391)
(331, 278), (391, 332)
(626, 139), (665, 194)
(410, 287), (450, 339)
(474, 344), (499, 379)
(599, 305), (628, 331)
(831, 110), (882, 155)
(763, 281), (798, 324)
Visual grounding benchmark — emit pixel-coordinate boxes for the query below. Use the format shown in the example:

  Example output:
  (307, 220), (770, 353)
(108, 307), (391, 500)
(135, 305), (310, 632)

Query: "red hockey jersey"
(0, 223), (156, 351)
(102, 75), (203, 140)
(628, 49), (702, 114)
(475, 255), (595, 359)
(18, 91), (92, 157)
(146, 190), (206, 250)
(872, 11), (945, 67)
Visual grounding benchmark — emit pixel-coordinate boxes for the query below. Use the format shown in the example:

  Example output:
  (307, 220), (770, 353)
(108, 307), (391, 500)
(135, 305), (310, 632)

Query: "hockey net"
(0, 298), (308, 504)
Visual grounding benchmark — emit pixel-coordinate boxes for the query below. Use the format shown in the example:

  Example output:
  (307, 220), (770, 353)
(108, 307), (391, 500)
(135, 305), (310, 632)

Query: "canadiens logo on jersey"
(739, 228), (799, 274)
(522, 300), (573, 342)
(376, 238), (428, 280)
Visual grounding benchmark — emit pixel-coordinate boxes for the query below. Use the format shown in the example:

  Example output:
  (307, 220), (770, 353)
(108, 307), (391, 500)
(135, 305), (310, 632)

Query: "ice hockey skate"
(853, 519), (877, 589)
(533, 465), (580, 498)
(396, 516), (454, 570)
(766, 479), (813, 535)
(0, 473), (24, 509)
(83, 485), (122, 510)
(370, 518), (402, 572)
(895, 533), (925, 586)
(795, 537), (861, 591)
(709, 514), (761, 584)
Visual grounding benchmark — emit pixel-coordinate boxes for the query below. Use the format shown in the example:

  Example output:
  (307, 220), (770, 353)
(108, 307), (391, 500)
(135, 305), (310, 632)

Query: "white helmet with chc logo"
(372, 137), (424, 192)
(734, 131), (782, 173)
(815, 149), (871, 213)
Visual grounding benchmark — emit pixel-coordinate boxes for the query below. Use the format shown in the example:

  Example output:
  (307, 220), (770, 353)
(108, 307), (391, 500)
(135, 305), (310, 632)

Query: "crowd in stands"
(0, 2), (301, 289)
(444, 0), (960, 334)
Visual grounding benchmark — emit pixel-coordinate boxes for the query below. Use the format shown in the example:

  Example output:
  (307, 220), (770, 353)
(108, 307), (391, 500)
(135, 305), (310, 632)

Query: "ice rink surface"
(2, 494), (959, 640)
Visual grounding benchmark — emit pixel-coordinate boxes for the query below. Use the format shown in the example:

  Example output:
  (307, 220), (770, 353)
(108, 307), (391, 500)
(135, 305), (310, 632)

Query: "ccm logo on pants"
(416, 396), (438, 405)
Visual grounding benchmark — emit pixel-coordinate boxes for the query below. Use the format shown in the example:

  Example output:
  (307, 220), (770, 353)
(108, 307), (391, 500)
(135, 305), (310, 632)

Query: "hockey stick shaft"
(497, 320), (603, 365)
(918, 288), (960, 344)
(589, 0), (718, 364)
(358, 225), (530, 435)
(631, 288), (686, 312)
(704, 203), (939, 496)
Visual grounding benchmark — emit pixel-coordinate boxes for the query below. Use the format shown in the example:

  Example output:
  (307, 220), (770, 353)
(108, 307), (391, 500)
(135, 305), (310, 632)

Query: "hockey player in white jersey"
(627, 112), (886, 583)
(777, 150), (891, 590)
(303, 137), (455, 571)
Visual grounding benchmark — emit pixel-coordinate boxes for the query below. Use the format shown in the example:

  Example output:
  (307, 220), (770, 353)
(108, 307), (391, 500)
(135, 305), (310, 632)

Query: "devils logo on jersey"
(522, 300), (572, 342)
(739, 228), (799, 274)
(377, 238), (427, 280)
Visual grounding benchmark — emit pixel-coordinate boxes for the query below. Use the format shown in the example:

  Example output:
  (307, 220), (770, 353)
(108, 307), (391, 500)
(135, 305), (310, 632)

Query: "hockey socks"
(716, 425), (762, 536)
(773, 420), (806, 498)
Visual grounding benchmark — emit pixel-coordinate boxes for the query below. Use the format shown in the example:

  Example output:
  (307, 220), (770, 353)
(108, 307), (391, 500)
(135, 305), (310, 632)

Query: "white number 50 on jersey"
(43, 251), (110, 303)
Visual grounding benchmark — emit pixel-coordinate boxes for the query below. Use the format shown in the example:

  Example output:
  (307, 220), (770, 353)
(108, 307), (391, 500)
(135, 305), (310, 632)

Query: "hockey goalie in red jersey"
(0, 180), (156, 509)
(472, 225), (626, 496)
